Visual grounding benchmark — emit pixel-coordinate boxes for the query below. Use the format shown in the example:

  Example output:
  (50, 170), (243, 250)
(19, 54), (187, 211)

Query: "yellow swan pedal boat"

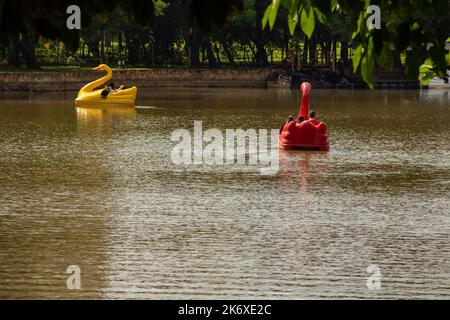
(75, 64), (137, 107)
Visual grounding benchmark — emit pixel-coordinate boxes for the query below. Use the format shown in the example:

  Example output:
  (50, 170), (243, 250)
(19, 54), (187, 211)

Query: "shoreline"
(0, 67), (427, 92)
(0, 68), (272, 92)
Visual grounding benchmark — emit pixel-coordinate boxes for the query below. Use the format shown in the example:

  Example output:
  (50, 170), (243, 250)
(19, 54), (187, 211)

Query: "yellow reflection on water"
(76, 106), (136, 124)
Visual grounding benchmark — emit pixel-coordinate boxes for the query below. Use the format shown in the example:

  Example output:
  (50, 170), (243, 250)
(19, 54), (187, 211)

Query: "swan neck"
(78, 66), (112, 96)
(299, 89), (310, 120)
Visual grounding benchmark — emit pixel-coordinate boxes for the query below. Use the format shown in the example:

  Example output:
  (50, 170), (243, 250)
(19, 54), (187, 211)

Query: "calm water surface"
(0, 88), (449, 299)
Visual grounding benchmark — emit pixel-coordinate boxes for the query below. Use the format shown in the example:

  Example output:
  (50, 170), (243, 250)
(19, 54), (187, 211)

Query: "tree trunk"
(249, 44), (257, 63)
(214, 43), (221, 64)
(204, 40), (217, 67)
(253, 0), (268, 66)
(22, 34), (39, 69)
(10, 33), (40, 69)
(118, 32), (122, 55)
(151, 42), (155, 66)
(8, 33), (21, 67)
(331, 40), (337, 71)
(221, 39), (235, 65)
(188, 29), (201, 67)
(283, 24), (289, 63)
(243, 44), (247, 63)
(302, 38), (308, 64)
(201, 46), (206, 63)
(309, 36), (316, 65)
(100, 30), (105, 64)
(340, 41), (348, 64)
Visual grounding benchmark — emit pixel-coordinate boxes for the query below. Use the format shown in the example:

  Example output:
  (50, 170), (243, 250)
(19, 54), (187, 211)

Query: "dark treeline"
(0, 0), (450, 83)
(0, 0), (356, 71)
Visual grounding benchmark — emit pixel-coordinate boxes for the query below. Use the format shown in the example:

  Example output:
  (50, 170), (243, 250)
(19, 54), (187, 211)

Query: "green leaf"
(262, 0), (281, 30)
(331, 0), (338, 11)
(38, 35), (51, 50)
(352, 45), (363, 72)
(287, 0), (300, 34)
(300, 6), (315, 38)
(419, 71), (435, 86)
(419, 58), (433, 73)
(287, 11), (298, 34)
(411, 22), (420, 30)
(313, 7), (326, 24)
(262, 6), (271, 29)
(352, 12), (365, 40)
(367, 35), (374, 55)
(280, 0), (293, 8)
(360, 36), (375, 89)
(377, 43), (394, 71)
(361, 53), (374, 89)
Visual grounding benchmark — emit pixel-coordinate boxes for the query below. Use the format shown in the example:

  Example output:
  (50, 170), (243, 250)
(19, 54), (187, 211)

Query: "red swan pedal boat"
(279, 82), (329, 151)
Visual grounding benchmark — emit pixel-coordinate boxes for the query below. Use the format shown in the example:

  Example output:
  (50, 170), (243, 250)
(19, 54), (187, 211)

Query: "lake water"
(0, 88), (449, 299)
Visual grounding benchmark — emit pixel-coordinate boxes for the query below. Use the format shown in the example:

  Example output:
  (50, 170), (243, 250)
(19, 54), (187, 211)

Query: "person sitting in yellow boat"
(101, 82), (126, 99)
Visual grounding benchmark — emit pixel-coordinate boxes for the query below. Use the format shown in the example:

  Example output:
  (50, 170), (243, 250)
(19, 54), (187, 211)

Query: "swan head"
(92, 64), (109, 71)
(300, 82), (311, 95)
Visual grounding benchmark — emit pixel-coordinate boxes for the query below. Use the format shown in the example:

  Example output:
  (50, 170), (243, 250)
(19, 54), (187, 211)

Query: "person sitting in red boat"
(286, 115), (295, 123)
(308, 110), (321, 125)
(297, 115), (305, 123)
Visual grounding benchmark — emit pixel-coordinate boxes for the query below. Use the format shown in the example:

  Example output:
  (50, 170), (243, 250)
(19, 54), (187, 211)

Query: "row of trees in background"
(0, 0), (449, 87)
(1, 0), (356, 70)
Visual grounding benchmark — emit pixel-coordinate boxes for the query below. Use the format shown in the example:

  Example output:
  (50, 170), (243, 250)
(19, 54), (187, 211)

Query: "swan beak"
(92, 66), (101, 71)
